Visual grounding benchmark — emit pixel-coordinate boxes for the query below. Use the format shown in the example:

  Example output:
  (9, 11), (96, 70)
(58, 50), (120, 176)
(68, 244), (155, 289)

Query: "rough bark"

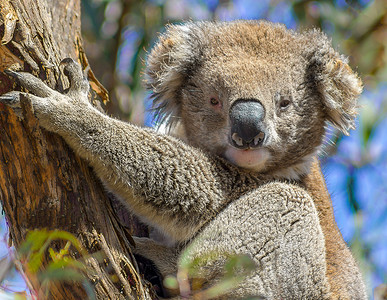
(0, 0), (152, 299)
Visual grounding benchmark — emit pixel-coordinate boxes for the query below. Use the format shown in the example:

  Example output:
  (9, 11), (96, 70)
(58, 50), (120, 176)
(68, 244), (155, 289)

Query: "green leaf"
(196, 276), (243, 299)
(46, 230), (83, 253)
(19, 229), (50, 254)
(163, 275), (179, 290)
(83, 280), (97, 300)
(224, 254), (256, 277)
(46, 258), (86, 272)
(28, 250), (45, 273)
(38, 268), (85, 282)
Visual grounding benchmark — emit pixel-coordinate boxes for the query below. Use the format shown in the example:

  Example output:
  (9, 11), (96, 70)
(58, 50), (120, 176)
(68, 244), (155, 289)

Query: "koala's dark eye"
(279, 99), (290, 109)
(209, 95), (222, 111)
(210, 97), (220, 106)
(275, 93), (292, 112)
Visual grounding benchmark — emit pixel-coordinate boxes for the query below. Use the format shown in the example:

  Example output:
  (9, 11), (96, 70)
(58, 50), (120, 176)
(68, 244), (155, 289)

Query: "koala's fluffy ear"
(308, 34), (363, 135)
(145, 23), (203, 127)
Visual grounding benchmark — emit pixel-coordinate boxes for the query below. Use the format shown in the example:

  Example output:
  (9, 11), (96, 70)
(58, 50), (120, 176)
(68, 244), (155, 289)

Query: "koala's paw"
(0, 58), (90, 130)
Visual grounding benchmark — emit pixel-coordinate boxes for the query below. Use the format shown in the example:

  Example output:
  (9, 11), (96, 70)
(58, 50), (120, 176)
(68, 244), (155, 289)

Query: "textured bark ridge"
(0, 1), (152, 299)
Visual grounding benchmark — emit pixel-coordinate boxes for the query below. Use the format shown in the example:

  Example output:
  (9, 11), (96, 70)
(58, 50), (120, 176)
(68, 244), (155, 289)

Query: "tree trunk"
(0, 0), (153, 299)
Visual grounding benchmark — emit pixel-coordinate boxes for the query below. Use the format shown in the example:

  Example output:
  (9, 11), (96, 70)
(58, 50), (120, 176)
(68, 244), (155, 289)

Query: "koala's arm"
(179, 182), (331, 299)
(131, 237), (179, 277)
(0, 60), (231, 242)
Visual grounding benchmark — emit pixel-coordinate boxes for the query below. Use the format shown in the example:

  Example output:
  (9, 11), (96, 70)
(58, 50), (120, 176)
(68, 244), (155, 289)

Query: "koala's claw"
(4, 69), (22, 80)
(4, 70), (53, 98)
(0, 91), (28, 118)
(60, 58), (89, 95)
(0, 91), (42, 107)
(0, 91), (20, 105)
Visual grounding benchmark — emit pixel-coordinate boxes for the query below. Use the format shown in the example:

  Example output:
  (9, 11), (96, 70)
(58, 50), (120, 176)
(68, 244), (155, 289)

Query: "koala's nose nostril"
(253, 131), (265, 146)
(229, 99), (266, 149)
(231, 131), (265, 148)
(231, 133), (244, 147)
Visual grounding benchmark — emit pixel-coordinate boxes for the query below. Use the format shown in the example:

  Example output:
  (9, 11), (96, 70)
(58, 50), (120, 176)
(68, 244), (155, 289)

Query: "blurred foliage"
(164, 247), (258, 299)
(0, 228), (96, 299)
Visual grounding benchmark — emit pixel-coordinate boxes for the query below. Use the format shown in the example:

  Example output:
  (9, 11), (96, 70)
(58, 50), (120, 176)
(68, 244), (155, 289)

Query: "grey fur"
(1, 20), (366, 299)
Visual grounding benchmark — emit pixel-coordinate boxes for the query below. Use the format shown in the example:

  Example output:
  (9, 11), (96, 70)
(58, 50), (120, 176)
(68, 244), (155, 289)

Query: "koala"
(0, 20), (366, 299)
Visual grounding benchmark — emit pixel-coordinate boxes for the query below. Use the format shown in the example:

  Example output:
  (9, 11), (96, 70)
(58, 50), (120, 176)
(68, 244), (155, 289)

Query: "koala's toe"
(0, 91), (31, 118)
(0, 91), (21, 106)
(61, 58), (81, 79)
(4, 69), (21, 80)
(4, 70), (54, 98)
(61, 58), (89, 95)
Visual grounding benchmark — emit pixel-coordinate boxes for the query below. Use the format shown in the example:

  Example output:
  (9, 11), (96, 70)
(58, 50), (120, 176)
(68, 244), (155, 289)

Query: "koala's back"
(304, 161), (367, 299)
(183, 182), (330, 299)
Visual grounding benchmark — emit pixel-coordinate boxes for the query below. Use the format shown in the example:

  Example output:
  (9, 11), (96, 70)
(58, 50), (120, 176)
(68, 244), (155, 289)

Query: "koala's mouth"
(224, 146), (271, 172)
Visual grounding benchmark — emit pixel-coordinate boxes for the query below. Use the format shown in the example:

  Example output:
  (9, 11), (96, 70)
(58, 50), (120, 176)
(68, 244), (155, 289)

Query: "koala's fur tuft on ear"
(320, 56), (362, 135)
(146, 23), (204, 127)
(305, 31), (362, 135)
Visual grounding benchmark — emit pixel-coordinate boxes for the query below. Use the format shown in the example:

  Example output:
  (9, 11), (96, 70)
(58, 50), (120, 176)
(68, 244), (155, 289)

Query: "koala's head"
(145, 20), (362, 179)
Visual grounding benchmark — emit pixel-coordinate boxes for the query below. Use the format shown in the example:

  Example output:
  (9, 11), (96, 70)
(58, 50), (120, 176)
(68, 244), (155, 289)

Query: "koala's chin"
(224, 147), (271, 172)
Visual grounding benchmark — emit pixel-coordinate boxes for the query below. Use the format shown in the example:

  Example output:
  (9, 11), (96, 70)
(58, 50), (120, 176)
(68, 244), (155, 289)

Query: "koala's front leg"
(1, 60), (230, 243)
(132, 237), (178, 277)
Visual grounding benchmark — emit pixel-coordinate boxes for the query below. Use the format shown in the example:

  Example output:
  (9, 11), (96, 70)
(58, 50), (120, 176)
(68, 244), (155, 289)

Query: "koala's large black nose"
(229, 99), (266, 149)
